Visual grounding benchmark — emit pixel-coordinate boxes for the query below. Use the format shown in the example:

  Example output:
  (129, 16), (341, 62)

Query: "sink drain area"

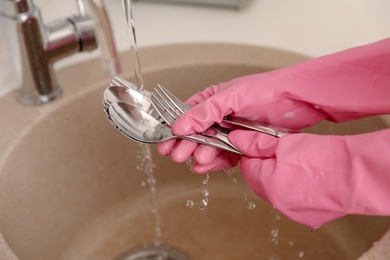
(117, 245), (189, 260)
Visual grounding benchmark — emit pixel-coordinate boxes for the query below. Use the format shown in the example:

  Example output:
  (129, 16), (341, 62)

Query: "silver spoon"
(108, 102), (242, 154)
(103, 85), (151, 112)
(103, 85), (165, 121)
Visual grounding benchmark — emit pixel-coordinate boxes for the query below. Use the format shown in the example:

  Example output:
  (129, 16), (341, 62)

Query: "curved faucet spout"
(82, 0), (121, 76)
(0, 0), (121, 105)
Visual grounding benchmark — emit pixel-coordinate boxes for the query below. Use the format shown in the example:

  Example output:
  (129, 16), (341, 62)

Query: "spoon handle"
(183, 133), (242, 154)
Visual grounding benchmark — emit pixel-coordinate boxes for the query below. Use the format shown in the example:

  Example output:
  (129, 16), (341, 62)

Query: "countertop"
(1, 0), (390, 97)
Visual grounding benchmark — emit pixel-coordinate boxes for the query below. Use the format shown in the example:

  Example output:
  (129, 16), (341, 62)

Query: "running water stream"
(121, 0), (144, 91)
(121, 0), (161, 246)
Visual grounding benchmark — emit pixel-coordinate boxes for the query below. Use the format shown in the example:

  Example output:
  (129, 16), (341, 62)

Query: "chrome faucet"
(0, 0), (121, 104)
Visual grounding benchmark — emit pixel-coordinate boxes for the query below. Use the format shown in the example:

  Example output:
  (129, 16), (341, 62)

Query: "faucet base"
(0, 0), (120, 106)
(18, 86), (62, 105)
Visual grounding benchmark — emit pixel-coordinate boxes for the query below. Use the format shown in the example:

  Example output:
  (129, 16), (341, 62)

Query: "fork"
(150, 87), (242, 153)
(149, 90), (242, 154)
(104, 78), (241, 153)
(153, 84), (294, 138)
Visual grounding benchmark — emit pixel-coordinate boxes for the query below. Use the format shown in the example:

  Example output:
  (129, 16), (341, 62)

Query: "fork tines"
(150, 86), (181, 121)
(149, 91), (175, 126)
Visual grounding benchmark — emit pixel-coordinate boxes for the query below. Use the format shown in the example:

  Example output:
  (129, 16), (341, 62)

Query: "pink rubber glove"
(159, 38), (390, 227)
(160, 38), (390, 172)
(228, 129), (390, 228)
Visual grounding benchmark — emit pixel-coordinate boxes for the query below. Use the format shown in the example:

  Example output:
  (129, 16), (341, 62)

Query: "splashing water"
(269, 210), (306, 258)
(283, 112), (295, 120)
(185, 158), (211, 211)
(224, 167), (257, 210)
(136, 144), (162, 246)
(120, 0), (161, 246)
(270, 228), (279, 238)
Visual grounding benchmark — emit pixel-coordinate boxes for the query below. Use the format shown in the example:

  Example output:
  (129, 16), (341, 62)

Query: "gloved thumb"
(171, 102), (225, 136)
(228, 130), (345, 228)
(228, 130), (280, 158)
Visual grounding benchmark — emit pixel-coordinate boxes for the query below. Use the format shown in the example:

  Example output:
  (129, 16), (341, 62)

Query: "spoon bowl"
(109, 102), (171, 143)
(108, 102), (242, 154)
(103, 86), (152, 113)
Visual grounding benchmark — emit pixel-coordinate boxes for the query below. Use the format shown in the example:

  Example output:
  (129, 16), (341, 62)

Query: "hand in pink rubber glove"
(229, 129), (390, 228)
(159, 38), (390, 227)
(160, 38), (390, 172)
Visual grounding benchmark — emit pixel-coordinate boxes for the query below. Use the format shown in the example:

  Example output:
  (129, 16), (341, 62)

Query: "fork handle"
(183, 133), (243, 154)
(223, 117), (296, 137)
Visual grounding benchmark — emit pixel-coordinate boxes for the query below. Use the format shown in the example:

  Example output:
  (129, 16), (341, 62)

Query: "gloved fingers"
(192, 144), (222, 165)
(185, 83), (225, 106)
(157, 139), (177, 156)
(228, 130), (280, 158)
(172, 93), (237, 136)
(158, 134), (232, 168)
(173, 90), (327, 137)
(192, 151), (241, 174)
(172, 82), (240, 136)
(169, 139), (199, 163)
(239, 157), (276, 202)
(240, 156), (347, 228)
(257, 101), (329, 130)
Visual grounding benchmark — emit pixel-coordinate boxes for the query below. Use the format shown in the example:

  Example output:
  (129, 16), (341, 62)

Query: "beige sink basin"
(0, 44), (389, 260)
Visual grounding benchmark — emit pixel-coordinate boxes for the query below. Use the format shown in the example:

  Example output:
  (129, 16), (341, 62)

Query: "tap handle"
(77, 0), (121, 76)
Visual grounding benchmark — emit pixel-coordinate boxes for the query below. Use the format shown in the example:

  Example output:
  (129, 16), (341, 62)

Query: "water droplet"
(198, 203), (207, 211)
(271, 237), (279, 246)
(202, 174), (210, 185)
(140, 181), (147, 187)
(314, 105), (321, 110)
(283, 112), (295, 119)
(297, 251), (305, 258)
(270, 228), (279, 238)
(288, 240), (294, 246)
(202, 198), (209, 206)
(247, 201), (256, 210)
(271, 211), (281, 223)
(143, 128), (163, 141)
(186, 200), (194, 208)
(155, 227), (162, 237)
(147, 177), (156, 185)
(202, 189), (210, 197)
(186, 158), (195, 173)
(238, 192), (247, 201)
